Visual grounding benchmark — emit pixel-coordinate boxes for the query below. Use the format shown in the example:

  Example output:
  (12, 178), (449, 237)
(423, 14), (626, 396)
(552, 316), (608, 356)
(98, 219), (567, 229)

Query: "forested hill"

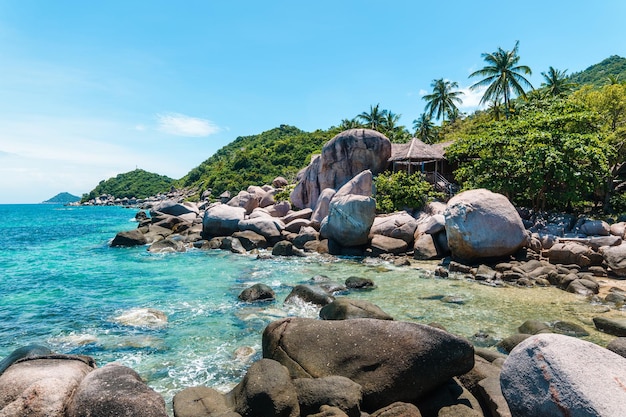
(176, 124), (338, 196)
(568, 55), (626, 87)
(81, 169), (175, 202)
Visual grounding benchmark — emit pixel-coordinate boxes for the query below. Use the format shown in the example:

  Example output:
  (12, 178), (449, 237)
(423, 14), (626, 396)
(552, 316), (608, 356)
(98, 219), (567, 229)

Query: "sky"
(1, 1), (625, 203)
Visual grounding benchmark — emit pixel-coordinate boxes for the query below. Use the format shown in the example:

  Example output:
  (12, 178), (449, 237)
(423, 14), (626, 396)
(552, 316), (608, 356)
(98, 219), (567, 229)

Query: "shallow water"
(0, 204), (622, 410)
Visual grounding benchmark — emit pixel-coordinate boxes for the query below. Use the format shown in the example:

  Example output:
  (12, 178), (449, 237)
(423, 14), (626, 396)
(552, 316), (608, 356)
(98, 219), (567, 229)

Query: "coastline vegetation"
(82, 52), (626, 215)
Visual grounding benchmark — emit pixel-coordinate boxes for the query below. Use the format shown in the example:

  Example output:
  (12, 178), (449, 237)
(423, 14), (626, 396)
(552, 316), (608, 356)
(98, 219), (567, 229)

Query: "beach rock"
(321, 194), (376, 247)
(370, 235), (408, 256)
(283, 208), (313, 224)
(345, 276), (375, 290)
(173, 386), (238, 417)
(221, 237), (247, 254)
(262, 317), (474, 411)
(334, 170), (374, 199)
(416, 378), (482, 417)
(239, 283), (276, 303)
(203, 204), (246, 237)
(0, 354), (95, 417)
(152, 199), (199, 217)
(239, 217), (284, 240)
(601, 244), (626, 277)
(319, 298), (393, 320)
(370, 211), (417, 244)
(111, 229), (148, 247)
(477, 377), (511, 417)
(310, 188), (337, 228)
(444, 189), (527, 262)
(579, 219), (610, 236)
(413, 233), (440, 260)
(284, 218), (310, 233)
(232, 230), (268, 251)
(266, 201), (292, 218)
(416, 214), (446, 235)
(227, 359), (299, 417)
(292, 226), (319, 249)
(500, 333), (626, 417)
(67, 363), (167, 417)
(0, 344), (53, 376)
(593, 317), (626, 336)
(227, 190), (260, 214)
(291, 129), (391, 210)
(543, 241), (599, 268)
(370, 402), (422, 417)
(607, 338), (626, 358)
(293, 376), (362, 417)
(272, 241), (296, 256)
(497, 334), (531, 353)
(284, 285), (334, 306)
(518, 320), (551, 335)
(148, 237), (186, 253)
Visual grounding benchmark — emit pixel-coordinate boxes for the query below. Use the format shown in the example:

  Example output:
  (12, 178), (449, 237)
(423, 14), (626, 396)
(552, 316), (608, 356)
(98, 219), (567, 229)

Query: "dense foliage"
(446, 97), (612, 211)
(43, 192), (80, 204)
(177, 125), (336, 196)
(568, 56), (626, 88)
(374, 171), (443, 213)
(81, 169), (175, 201)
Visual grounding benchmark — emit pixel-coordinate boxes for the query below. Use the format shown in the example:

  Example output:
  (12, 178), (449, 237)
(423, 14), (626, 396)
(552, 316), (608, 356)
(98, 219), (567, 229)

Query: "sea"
(0, 204), (617, 410)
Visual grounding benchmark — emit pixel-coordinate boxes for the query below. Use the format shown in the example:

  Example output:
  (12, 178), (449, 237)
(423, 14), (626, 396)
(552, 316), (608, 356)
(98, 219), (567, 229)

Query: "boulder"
(111, 308), (168, 329)
(370, 402), (422, 417)
(227, 191), (260, 214)
(293, 376), (362, 417)
(232, 230), (268, 251)
(607, 338), (626, 358)
(544, 242), (600, 268)
(203, 204), (246, 237)
(262, 317), (474, 411)
(610, 222), (626, 238)
(239, 283), (276, 303)
(310, 188), (337, 228)
(592, 317), (626, 337)
(344, 276), (375, 290)
(291, 129), (391, 210)
(173, 386), (238, 417)
(0, 354), (95, 417)
(500, 333), (626, 417)
(579, 219), (610, 236)
(369, 235), (408, 256)
(239, 217), (284, 240)
(601, 244), (626, 277)
(111, 229), (147, 247)
(272, 241), (296, 257)
(283, 208), (313, 224)
(152, 199), (199, 217)
(319, 298), (393, 320)
(416, 214), (446, 235)
(292, 226), (319, 249)
(334, 170), (374, 199)
(221, 237), (247, 254)
(266, 201), (292, 218)
(227, 359), (299, 417)
(147, 237), (186, 253)
(370, 212), (417, 244)
(284, 219), (311, 234)
(444, 189), (527, 262)
(284, 285), (334, 306)
(413, 233), (440, 260)
(67, 363), (167, 417)
(273, 177), (289, 188)
(320, 195), (376, 247)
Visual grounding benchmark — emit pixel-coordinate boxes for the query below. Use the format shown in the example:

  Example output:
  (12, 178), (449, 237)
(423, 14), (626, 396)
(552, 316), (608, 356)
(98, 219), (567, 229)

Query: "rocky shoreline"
(4, 129), (626, 416)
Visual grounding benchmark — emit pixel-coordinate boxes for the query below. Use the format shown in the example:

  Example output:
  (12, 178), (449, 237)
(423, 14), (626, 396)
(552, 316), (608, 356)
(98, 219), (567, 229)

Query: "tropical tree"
(357, 103), (387, 130)
(339, 118), (361, 130)
(422, 78), (464, 122)
(541, 67), (576, 97)
(606, 75), (622, 85)
(469, 41), (533, 117)
(412, 113), (437, 143)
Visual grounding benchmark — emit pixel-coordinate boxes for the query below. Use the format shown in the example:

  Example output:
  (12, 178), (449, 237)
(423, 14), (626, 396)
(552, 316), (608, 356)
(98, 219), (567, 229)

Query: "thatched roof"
(388, 138), (453, 162)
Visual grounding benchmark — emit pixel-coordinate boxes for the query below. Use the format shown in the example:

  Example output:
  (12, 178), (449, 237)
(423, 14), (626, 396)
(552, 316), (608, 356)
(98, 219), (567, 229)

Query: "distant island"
(42, 192), (81, 204)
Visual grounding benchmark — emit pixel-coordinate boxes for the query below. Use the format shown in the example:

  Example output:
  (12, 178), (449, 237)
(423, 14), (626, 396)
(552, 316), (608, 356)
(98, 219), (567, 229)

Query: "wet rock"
(551, 321), (589, 337)
(112, 308), (168, 329)
(284, 285), (334, 306)
(497, 334), (531, 353)
(232, 230), (268, 251)
(221, 237), (247, 254)
(370, 402), (421, 417)
(593, 316), (626, 336)
(148, 237), (186, 253)
(500, 333), (626, 417)
(345, 276), (375, 290)
(370, 235), (408, 256)
(262, 317), (474, 411)
(272, 241), (298, 257)
(517, 320), (551, 335)
(293, 376), (362, 417)
(227, 359), (299, 417)
(607, 338), (626, 358)
(67, 363), (167, 417)
(239, 217), (284, 241)
(111, 229), (147, 247)
(239, 284), (276, 303)
(319, 298), (393, 320)
(173, 386), (239, 417)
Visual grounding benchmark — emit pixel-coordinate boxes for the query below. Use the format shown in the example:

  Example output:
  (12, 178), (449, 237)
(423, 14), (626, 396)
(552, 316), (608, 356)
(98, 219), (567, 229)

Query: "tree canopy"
(81, 169), (176, 202)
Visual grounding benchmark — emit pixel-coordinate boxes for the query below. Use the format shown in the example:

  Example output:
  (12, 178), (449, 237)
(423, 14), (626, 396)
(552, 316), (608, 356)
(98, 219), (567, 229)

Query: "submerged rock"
(111, 308), (168, 329)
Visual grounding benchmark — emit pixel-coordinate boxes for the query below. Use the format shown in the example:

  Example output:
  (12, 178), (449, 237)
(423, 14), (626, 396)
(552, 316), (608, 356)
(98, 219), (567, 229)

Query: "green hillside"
(81, 169), (175, 202)
(177, 124), (338, 195)
(569, 55), (626, 87)
(42, 192), (81, 204)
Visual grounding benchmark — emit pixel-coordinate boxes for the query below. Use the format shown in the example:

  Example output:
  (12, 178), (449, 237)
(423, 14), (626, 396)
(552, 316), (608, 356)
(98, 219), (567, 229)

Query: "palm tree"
(412, 113), (436, 143)
(469, 41), (533, 117)
(541, 67), (576, 96)
(357, 104), (387, 130)
(606, 75), (622, 85)
(339, 118), (361, 130)
(382, 110), (401, 131)
(422, 79), (464, 122)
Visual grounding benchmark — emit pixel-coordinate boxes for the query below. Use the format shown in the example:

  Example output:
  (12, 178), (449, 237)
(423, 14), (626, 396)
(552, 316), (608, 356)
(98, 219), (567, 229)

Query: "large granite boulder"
(238, 217), (285, 240)
(319, 298), (393, 320)
(152, 199), (199, 218)
(293, 376), (362, 417)
(310, 188), (337, 229)
(370, 211), (417, 244)
(320, 195), (376, 248)
(444, 189), (527, 262)
(500, 333), (626, 417)
(111, 229), (148, 247)
(601, 244), (626, 277)
(291, 129), (391, 210)
(0, 354), (95, 417)
(334, 170), (374, 199)
(262, 317), (474, 411)
(227, 190), (260, 214)
(66, 363), (167, 417)
(544, 241), (601, 268)
(203, 204), (246, 237)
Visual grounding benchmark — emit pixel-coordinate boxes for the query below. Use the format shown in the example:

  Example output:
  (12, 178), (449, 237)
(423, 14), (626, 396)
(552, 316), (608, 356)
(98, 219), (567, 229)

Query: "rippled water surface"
(0, 204), (620, 409)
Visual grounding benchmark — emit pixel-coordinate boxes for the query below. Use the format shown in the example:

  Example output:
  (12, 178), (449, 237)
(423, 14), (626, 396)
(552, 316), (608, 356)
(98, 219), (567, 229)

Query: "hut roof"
(388, 138), (453, 162)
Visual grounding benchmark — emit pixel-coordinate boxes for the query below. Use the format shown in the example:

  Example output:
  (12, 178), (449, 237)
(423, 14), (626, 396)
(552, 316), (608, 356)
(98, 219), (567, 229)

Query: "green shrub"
(374, 171), (442, 213)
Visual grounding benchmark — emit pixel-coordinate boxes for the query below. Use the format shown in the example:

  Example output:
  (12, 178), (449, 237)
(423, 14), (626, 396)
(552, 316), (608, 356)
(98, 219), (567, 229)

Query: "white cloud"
(419, 89), (428, 96)
(458, 85), (488, 110)
(157, 113), (221, 137)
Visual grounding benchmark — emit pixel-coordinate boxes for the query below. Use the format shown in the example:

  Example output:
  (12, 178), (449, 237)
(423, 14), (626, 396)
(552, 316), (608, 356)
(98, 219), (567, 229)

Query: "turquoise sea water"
(0, 204), (618, 409)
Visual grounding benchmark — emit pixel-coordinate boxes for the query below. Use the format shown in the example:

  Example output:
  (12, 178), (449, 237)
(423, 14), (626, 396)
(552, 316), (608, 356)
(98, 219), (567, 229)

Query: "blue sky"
(1, 1), (625, 203)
